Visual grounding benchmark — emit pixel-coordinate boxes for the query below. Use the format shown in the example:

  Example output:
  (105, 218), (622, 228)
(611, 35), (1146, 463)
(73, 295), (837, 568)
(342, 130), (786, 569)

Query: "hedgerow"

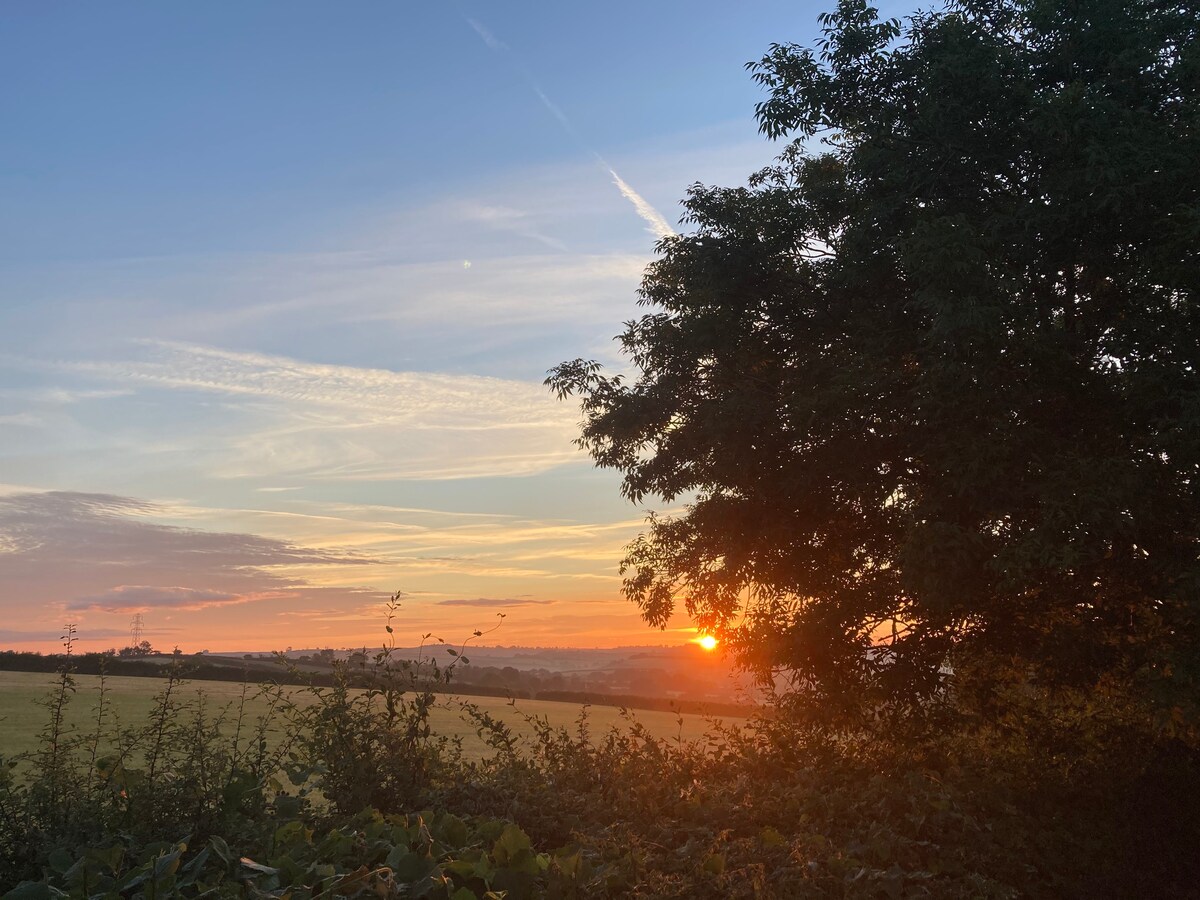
(1, 620), (1196, 898)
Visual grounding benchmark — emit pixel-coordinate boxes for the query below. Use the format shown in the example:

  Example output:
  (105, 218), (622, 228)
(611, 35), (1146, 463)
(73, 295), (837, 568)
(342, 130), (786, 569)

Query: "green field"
(0, 670), (737, 762)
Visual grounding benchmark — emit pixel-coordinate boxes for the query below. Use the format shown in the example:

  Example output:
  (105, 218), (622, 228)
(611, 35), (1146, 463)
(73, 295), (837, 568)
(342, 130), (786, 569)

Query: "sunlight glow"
(696, 634), (718, 651)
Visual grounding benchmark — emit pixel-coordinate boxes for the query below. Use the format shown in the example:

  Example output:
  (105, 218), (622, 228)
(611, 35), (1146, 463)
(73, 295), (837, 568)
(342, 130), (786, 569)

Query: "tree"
(549, 0), (1200, 718)
(118, 640), (154, 658)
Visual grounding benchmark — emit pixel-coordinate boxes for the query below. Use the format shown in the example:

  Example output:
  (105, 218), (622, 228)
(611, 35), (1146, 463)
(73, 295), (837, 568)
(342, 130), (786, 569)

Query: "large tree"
(550, 0), (1200, 717)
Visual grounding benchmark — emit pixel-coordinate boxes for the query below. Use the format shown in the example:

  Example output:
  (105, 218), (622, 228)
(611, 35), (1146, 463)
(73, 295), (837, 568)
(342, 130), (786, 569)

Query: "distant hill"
(0, 644), (759, 717)
(211, 643), (756, 705)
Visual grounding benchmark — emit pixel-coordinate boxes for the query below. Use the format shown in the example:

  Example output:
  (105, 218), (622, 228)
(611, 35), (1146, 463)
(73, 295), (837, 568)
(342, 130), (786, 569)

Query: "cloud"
(0, 491), (379, 616)
(436, 597), (556, 608)
(0, 627), (147, 644)
(321, 503), (518, 521)
(607, 169), (675, 240)
(463, 15), (675, 244)
(459, 203), (568, 252)
(182, 251), (648, 335)
(532, 87), (576, 135)
(0, 412), (43, 427)
(466, 18), (506, 52)
(0, 387), (133, 404)
(45, 341), (585, 480)
(68, 585), (277, 613)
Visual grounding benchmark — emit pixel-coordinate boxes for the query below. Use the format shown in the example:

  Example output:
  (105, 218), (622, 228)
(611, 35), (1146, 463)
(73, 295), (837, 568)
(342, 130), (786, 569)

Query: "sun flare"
(696, 634), (718, 651)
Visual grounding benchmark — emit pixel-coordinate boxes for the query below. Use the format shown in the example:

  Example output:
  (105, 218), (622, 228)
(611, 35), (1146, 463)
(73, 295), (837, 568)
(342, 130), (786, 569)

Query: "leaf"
(178, 845), (211, 886)
(491, 824), (532, 866)
(46, 848), (74, 874)
(389, 851), (435, 883)
(331, 865), (372, 894)
(759, 826), (786, 848)
(87, 844), (125, 874)
(209, 835), (234, 867)
(274, 792), (305, 818)
(275, 819), (313, 848)
(702, 853), (726, 876)
(2, 884), (64, 900)
(443, 858), (478, 879)
(118, 864), (154, 892)
(554, 846), (584, 879)
(240, 857), (280, 876)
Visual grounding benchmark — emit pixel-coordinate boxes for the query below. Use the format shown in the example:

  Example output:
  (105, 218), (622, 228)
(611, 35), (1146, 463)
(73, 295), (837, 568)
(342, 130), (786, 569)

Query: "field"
(0, 670), (738, 761)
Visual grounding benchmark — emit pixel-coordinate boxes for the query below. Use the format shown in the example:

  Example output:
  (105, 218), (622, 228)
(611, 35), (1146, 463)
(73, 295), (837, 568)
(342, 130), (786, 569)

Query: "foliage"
(0, 651), (293, 889)
(4, 650), (1197, 897)
(117, 641), (155, 659)
(1, 807), (554, 900)
(547, 0), (1200, 718)
(277, 595), (475, 815)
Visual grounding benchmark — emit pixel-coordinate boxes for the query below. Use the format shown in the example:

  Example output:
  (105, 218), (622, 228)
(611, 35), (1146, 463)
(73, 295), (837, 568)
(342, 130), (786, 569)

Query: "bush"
(3, 621), (1197, 898)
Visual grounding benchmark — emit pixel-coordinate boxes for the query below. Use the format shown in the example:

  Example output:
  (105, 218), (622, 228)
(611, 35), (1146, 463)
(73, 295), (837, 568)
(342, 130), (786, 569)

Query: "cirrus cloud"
(67, 585), (281, 613)
(436, 597), (556, 608)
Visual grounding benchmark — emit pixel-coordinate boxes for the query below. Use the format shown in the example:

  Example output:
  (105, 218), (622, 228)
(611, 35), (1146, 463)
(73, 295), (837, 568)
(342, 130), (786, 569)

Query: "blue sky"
(0, 1), (902, 652)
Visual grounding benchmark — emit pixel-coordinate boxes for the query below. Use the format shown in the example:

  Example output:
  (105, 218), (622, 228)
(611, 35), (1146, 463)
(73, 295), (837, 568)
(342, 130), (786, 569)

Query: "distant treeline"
(0, 651), (754, 717)
(534, 690), (753, 719)
(0, 650), (522, 696)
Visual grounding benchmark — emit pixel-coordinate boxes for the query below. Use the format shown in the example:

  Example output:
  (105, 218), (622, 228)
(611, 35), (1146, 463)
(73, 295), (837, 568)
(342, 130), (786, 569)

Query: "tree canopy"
(549, 0), (1200, 718)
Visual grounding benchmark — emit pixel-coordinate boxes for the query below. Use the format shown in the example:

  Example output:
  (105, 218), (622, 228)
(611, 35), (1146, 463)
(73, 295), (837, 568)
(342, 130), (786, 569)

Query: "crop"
(1, 612), (1196, 898)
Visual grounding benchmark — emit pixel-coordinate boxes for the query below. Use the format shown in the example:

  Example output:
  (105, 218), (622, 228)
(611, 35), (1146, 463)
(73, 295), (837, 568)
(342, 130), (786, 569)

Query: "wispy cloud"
(436, 597), (556, 608)
(0, 488), (677, 650)
(68, 585), (276, 613)
(459, 203), (568, 252)
(606, 168), (675, 240)
(132, 498), (684, 592)
(34, 341), (584, 481)
(0, 627), (176, 645)
(465, 18), (506, 52)
(532, 87), (575, 135)
(464, 15), (675, 243)
(322, 503), (520, 521)
(0, 412), (43, 427)
(73, 340), (555, 417)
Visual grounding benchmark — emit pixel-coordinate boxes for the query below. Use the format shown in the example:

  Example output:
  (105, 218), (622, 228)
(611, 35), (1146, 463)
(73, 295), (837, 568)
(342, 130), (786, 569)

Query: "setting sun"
(696, 634), (718, 651)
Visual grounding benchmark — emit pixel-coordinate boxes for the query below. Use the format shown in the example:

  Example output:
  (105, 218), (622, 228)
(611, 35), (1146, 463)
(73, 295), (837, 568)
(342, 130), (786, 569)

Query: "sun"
(696, 634), (718, 651)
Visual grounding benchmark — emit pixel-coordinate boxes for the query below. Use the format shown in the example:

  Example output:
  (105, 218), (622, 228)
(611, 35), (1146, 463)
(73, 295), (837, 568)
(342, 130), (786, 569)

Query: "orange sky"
(0, 2), (790, 657)
(0, 487), (700, 655)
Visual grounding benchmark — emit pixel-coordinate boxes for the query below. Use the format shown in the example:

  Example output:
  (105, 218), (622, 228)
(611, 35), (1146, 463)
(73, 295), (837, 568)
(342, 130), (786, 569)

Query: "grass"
(0, 669), (739, 762)
(2, 667), (1196, 896)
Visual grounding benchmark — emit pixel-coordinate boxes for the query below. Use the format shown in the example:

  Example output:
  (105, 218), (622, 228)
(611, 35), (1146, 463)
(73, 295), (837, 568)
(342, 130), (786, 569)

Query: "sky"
(0, 1), (902, 653)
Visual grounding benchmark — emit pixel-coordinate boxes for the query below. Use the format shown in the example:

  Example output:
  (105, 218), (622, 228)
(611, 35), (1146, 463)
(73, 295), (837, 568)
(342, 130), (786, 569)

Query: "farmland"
(0, 670), (736, 762)
(1, 664), (1195, 896)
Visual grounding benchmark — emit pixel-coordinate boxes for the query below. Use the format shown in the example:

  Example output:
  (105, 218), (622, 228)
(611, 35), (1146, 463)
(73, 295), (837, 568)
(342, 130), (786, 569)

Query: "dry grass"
(0, 670), (738, 762)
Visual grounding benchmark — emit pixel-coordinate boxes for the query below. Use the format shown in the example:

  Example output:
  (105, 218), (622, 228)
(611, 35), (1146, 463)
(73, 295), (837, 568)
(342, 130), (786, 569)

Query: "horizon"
(0, 1), (877, 654)
(3, 639), (726, 657)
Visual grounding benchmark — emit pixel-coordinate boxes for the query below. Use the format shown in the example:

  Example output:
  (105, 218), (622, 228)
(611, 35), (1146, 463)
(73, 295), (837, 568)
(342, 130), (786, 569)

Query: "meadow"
(0, 654), (1195, 897)
(0, 669), (731, 762)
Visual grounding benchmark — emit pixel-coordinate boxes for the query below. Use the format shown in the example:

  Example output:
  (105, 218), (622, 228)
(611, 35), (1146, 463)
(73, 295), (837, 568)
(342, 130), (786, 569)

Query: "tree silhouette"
(550, 0), (1200, 719)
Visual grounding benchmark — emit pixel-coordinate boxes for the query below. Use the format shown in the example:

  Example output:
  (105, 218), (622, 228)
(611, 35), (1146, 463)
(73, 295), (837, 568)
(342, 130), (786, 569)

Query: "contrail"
(466, 18), (505, 52)
(605, 167), (674, 240)
(532, 86), (576, 136)
(465, 16), (676, 242)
